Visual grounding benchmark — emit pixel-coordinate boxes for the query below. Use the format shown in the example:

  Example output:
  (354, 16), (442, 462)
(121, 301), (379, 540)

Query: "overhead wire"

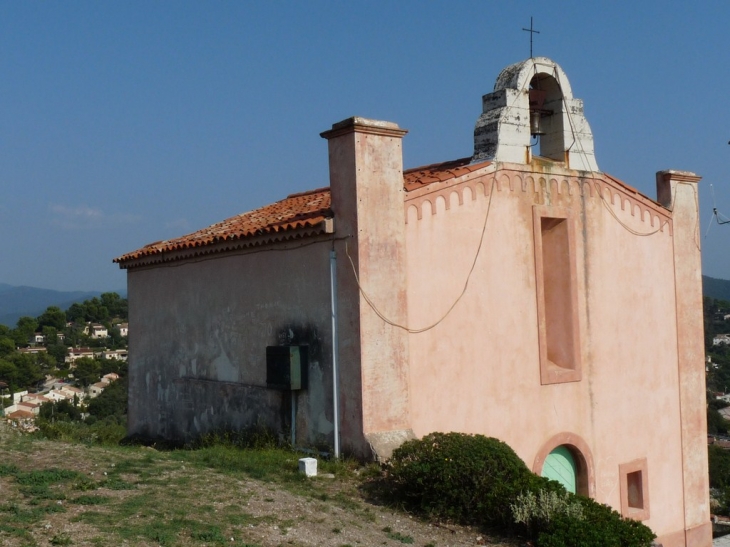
(598, 194), (662, 237)
(343, 67), (536, 334)
(345, 175), (497, 334)
(553, 66), (673, 239)
(348, 59), (687, 333)
(706, 183), (730, 239)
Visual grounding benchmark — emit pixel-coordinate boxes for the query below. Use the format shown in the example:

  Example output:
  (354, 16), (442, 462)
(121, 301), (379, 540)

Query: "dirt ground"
(0, 422), (520, 547)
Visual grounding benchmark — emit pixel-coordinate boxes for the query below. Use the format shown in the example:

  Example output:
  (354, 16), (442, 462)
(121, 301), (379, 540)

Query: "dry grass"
(0, 423), (519, 547)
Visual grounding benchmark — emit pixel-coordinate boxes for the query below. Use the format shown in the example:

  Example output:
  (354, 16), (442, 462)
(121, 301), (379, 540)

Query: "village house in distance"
(115, 57), (710, 546)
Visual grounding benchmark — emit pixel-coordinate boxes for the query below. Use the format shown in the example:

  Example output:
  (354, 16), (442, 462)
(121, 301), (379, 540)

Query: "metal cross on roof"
(522, 16), (540, 58)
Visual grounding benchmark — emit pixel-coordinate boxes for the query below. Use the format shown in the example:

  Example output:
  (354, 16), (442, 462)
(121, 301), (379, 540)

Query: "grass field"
(0, 423), (516, 547)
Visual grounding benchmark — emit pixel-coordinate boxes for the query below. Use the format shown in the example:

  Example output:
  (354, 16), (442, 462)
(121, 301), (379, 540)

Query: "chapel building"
(115, 57), (710, 546)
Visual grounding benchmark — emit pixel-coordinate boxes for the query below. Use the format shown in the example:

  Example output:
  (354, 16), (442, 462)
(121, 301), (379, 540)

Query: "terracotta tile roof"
(69, 348), (94, 354)
(114, 155), (670, 270)
(18, 347), (47, 353)
(7, 410), (33, 419)
(115, 188), (333, 265)
(115, 159), (492, 267)
(403, 157), (490, 191)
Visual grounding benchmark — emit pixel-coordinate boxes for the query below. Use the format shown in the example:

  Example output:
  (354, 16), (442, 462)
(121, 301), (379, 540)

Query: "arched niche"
(532, 432), (596, 498)
(528, 72), (565, 162)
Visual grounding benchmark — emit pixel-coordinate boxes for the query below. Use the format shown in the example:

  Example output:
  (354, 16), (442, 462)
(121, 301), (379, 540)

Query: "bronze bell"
(529, 89), (547, 137)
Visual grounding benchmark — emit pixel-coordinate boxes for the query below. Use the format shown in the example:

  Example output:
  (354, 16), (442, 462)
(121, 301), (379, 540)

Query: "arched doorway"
(541, 445), (577, 493)
(533, 433), (595, 498)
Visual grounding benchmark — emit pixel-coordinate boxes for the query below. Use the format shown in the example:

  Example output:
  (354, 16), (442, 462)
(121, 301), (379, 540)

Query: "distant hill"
(703, 276), (730, 302)
(0, 285), (125, 327)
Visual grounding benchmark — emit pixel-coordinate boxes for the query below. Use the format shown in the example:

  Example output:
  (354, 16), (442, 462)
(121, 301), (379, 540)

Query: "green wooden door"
(541, 446), (577, 494)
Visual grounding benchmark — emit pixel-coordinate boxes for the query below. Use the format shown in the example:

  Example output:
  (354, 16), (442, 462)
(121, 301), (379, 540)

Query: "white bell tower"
(473, 57), (599, 172)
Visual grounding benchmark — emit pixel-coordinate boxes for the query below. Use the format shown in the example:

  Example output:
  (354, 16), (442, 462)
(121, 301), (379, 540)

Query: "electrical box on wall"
(266, 345), (308, 390)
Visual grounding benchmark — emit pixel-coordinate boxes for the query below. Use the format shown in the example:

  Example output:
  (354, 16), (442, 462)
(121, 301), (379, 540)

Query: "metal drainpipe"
(291, 391), (296, 447)
(330, 249), (341, 458)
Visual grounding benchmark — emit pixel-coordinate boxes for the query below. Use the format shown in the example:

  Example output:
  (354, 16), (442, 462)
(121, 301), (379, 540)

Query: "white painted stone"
(473, 56), (599, 172)
(298, 457), (317, 477)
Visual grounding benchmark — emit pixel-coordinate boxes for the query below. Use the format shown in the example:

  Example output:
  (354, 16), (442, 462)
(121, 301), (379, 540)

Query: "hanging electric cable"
(705, 183), (730, 238)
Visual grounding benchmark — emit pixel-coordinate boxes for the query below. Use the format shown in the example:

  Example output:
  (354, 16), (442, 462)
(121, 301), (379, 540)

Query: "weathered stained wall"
(403, 161), (706, 545)
(323, 117), (413, 459)
(658, 171), (711, 546)
(126, 115), (416, 460)
(127, 240), (344, 449)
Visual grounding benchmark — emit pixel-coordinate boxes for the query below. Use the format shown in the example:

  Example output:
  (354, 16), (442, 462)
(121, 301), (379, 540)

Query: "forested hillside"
(704, 275), (730, 302)
(0, 285), (105, 327)
(0, 292), (128, 395)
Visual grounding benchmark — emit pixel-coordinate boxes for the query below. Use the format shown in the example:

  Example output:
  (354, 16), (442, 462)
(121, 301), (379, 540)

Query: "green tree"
(0, 337), (15, 357)
(66, 302), (85, 324)
(100, 292), (127, 319)
(8, 353), (42, 388)
(0, 359), (19, 391)
(37, 306), (66, 331)
(35, 351), (57, 373)
(62, 322), (85, 347)
(63, 294), (127, 325)
(12, 316), (38, 346)
(87, 337), (107, 349)
(710, 445), (730, 489)
(84, 297), (109, 323)
(708, 406), (729, 435)
(108, 327), (126, 349)
(39, 399), (82, 422)
(73, 357), (101, 387)
(46, 344), (68, 367)
(100, 358), (120, 375)
(41, 326), (58, 344)
(87, 376), (127, 420)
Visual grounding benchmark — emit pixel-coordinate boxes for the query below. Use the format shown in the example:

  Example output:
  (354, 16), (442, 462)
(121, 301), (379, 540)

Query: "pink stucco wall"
(126, 240), (368, 451)
(402, 162), (707, 545)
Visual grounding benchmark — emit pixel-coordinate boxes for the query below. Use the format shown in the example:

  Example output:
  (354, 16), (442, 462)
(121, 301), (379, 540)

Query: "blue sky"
(1, 2), (729, 291)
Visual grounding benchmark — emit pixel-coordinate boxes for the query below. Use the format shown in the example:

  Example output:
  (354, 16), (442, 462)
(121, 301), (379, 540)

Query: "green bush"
(38, 399), (82, 422)
(534, 496), (655, 547)
(511, 488), (584, 535)
(86, 376), (127, 420)
(710, 444), (730, 489)
(384, 432), (553, 526)
(382, 432), (655, 547)
(35, 417), (126, 446)
(191, 424), (280, 450)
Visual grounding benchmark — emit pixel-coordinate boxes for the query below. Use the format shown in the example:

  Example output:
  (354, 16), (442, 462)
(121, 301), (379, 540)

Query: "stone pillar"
(321, 118), (413, 459)
(657, 170), (711, 547)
